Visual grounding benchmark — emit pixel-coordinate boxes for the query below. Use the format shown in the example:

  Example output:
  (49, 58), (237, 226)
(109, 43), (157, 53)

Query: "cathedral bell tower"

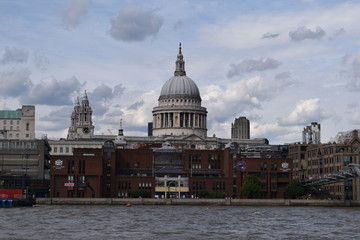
(67, 90), (95, 139)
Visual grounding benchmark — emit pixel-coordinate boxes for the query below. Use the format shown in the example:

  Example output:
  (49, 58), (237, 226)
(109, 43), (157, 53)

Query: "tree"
(240, 174), (261, 198)
(286, 179), (305, 199)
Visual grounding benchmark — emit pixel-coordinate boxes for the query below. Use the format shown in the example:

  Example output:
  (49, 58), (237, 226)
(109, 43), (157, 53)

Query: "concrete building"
(288, 130), (360, 200)
(334, 129), (359, 144)
(0, 105), (35, 140)
(0, 138), (51, 197)
(302, 122), (321, 144)
(231, 117), (250, 139)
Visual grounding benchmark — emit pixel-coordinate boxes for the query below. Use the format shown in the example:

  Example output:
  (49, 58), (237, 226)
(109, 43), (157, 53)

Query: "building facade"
(0, 105), (35, 140)
(67, 91), (95, 140)
(302, 122), (321, 144)
(0, 138), (51, 197)
(289, 130), (360, 200)
(231, 117), (250, 139)
(50, 141), (292, 199)
(152, 43), (208, 138)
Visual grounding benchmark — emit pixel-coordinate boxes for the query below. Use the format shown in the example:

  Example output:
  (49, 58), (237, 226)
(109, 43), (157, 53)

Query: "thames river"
(1, 205), (359, 240)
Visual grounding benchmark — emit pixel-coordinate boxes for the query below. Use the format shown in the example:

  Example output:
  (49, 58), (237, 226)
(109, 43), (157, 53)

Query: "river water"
(1, 205), (359, 240)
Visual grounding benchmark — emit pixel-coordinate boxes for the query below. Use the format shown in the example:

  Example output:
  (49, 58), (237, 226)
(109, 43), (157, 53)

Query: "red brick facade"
(50, 144), (292, 199)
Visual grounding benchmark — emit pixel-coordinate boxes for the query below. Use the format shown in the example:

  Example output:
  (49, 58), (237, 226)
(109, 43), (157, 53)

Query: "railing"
(302, 164), (360, 187)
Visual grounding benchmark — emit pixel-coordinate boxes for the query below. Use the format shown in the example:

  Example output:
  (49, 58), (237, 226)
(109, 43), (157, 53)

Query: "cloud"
(289, 26), (326, 41)
(109, 6), (163, 42)
(33, 53), (50, 71)
(278, 98), (331, 126)
(21, 76), (83, 105)
(203, 76), (293, 122)
(39, 106), (73, 130)
(0, 69), (32, 97)
(1, 47), (29, 64)
(88, 83), (125, 116)
(345, 51), (360, 91)
(274, 71), (292, 80)
(329, 28), (345, 40)
(227, 58), (282, 78)
(262, 32), (280, 39)
(128, 100), (144, 110)
(62, 0), (92, 29)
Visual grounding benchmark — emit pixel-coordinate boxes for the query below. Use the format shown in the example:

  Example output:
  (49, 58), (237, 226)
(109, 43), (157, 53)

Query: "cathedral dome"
(159, 75), (200, 100)
(158, 43), (201, 101)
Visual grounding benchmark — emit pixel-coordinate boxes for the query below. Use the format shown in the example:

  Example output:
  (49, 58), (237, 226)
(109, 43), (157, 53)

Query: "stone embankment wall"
(36, 198), (360, 207)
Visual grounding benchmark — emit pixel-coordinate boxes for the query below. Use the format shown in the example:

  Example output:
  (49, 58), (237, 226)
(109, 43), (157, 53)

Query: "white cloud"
(279, 98), (332, 126)
(203, 76), (294, 123)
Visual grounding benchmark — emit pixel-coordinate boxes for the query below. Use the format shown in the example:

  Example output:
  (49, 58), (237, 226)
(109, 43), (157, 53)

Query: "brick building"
(50, 141), (292, 199)
(288, 130), (360, 200)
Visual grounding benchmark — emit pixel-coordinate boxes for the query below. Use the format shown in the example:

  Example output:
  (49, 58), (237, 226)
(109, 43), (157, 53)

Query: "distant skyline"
(1, 0), (360, 144)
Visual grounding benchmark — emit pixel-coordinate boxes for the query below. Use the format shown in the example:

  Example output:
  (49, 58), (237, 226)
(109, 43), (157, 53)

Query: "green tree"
(240, 174), (261, 198)
(286, 179), (305, 199)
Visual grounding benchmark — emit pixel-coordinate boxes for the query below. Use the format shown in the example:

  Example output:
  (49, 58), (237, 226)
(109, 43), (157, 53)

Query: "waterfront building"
(288, 130), (360, 200)
(50, 141), (292, 199)
(231, 117), (250, 139)
(0, 105), (35, 140)
(0, 105), (50, 197)
(49, 45), (293, 199)
(0, 138), (51, 197)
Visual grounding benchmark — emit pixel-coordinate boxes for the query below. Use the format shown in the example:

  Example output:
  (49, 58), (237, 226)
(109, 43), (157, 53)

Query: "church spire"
(174, 42), (186, 76)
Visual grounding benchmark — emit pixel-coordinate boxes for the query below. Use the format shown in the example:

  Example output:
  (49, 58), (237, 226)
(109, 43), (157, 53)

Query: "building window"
(10, 120), (13, 124)
(54, 147), (57, 153)
(79, 175), (85, 183)
(66, 147), (69, 153)
(10, 126), (13, 130)
(3, 120), (6, 124)
(26, 123), (29, 131)
(79, 160), (85, 174)
(68, 160), (74, 174)
(60, 147), (63, 153)
(26, 134), (29, 138)
(68, 175), (74, 183)
(17, 120), (19, 125)
(208, 154), (220, 169)
(190, 154), (202, 169)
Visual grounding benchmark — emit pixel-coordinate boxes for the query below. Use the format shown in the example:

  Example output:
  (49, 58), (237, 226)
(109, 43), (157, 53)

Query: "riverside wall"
(36, 198), (360, 207)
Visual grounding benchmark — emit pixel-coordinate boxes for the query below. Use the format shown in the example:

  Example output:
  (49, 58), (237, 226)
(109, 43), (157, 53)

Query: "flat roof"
(0, 110), (22, 119)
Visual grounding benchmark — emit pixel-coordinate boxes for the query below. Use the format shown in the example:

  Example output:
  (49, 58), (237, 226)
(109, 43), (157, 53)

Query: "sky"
(1, 0), (360, 144)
